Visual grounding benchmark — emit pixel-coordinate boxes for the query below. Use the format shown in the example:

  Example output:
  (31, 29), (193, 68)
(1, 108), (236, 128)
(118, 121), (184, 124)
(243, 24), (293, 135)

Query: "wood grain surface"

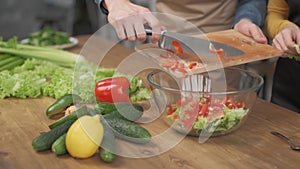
(1, 34), (300, 169)
(135, 30), (283, 75)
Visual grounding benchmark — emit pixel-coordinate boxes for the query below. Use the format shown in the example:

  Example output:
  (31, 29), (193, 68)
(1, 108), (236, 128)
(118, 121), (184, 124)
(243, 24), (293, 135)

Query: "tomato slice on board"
(172, 40), (183, 54)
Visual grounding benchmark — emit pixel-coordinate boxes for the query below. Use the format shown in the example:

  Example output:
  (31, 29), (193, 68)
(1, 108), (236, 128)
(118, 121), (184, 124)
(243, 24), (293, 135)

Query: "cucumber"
(51, 133), (67, 155)
(46, 94), (82, 118)
(100, 149), (116, 163)
(103, 117), (151, 144)
(95, 102), (116, 115)
(48, 104), (87, 129)
(100, 119), (116, 163)
(96, 102), (144, 121)
(32, 120), (74, 152)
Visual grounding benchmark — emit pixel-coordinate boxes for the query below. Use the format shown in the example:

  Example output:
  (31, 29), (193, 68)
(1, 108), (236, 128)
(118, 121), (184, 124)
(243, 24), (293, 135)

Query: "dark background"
(0, 0), (154, 40)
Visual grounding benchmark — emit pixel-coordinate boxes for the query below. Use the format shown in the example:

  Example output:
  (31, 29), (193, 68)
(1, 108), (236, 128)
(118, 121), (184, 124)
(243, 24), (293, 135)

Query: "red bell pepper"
(94, 77), (130, 103)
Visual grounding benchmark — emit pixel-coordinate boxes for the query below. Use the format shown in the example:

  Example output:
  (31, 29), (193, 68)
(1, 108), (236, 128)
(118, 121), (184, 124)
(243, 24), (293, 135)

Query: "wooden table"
(1, 35), (300, 169)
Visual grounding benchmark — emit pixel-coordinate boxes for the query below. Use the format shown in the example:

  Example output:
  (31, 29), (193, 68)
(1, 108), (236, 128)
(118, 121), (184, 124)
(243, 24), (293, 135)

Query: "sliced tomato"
(216, 51), (225, 57)
(209, 43), (225, 57)
(166, 49), (175, 54)
(172, 40), (183, 54)
(188, 62), (197, 69)
(167, 105), (176, 115)
(236, 101), (246, 108)
(170, 61), (179, 71)
(167, 113), (179, 121)
(198, 103), (209, 117)
(224, 96), (237, 109)
(160, 53), (170, 58)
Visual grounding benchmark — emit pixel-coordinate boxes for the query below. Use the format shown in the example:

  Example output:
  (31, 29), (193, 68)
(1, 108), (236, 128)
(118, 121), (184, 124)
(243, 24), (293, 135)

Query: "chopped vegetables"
(27, 27), (71, 47)
(129, 76), (152, 102)
(209, 43), (225, 57)
(172, 40), (183, 54)
(165, 95), (248, 134)
(288, 44), (300, 61)
(188, 62), (197, 69)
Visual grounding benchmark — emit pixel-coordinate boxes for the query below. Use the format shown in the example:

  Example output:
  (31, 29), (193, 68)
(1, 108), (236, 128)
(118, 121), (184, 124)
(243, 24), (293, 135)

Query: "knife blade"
(145, 29), (244, 60)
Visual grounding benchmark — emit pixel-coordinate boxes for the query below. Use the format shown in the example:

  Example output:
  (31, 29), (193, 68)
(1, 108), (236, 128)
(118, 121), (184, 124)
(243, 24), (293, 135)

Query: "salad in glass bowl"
(147, 67), (263, 137)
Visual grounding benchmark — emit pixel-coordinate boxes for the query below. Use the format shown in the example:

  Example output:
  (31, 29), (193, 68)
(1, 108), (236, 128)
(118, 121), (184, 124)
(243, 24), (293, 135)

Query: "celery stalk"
(0, 56), (22, 67)
(0, 58), (25, 71)
(0, 37), (78, 68)
(0, 54), (12, 61)
(0, 47), (76, 67)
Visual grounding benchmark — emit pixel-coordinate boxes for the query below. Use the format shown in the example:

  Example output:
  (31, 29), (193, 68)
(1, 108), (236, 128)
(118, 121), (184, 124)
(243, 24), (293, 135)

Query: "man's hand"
(272, 24), (300, 57)
(105, 0), (163, 43)
(234, 18), (267, 44)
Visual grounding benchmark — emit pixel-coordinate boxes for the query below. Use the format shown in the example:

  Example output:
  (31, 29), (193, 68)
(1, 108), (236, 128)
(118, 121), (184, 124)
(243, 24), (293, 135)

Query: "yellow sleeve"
(265, 0), (294, 39)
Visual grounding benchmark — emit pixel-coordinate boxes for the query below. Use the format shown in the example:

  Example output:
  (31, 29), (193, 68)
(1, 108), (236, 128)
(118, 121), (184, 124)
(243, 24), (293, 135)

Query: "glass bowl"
(147, 67), (264, 137)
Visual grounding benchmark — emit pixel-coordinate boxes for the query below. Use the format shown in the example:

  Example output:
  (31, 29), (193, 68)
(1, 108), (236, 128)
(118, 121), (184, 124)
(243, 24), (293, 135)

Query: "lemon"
(66, 115), (104, 158)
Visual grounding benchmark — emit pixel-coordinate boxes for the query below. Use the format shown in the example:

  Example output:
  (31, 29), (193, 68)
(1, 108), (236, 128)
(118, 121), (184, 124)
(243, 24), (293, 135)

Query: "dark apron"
(271, 0), (300, 113)
(272, 59), (300, 112)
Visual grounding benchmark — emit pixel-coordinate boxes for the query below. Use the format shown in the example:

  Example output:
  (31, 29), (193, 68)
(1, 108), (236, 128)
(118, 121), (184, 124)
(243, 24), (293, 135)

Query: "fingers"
(109, 10), (162, 43)
(249, 27), (267, 44)
(111, 20), (127, 41)
(110, 15), (143, 42)
(234, 19), (267, 44)
(123, 22), (136, 41)
(143, 13), (164, 44)
(272, 27), (300, 56)
(294, 31), (300, 55)
(134, 20), (147, 42)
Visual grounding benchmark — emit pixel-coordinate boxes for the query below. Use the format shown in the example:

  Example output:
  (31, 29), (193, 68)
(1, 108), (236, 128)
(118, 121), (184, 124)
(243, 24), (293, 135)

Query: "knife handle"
(144, 28), (165, 36)
(145, 28), (153, 36)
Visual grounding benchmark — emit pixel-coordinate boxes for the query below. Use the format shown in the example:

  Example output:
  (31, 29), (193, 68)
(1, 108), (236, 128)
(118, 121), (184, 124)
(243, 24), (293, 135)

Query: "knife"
(145, 29), (244, 59)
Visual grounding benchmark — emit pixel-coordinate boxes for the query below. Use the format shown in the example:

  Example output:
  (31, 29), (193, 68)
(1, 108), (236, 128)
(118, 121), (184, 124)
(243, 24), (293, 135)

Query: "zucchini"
(100, 119), (116, 163)
(96, 102), (144, 121)
(103, 117), (151, 144)
(32, 120), (74, 152)
(51, 133), (67, 155)
(48, 104), (87, 129)
(46, 94), (82, 118)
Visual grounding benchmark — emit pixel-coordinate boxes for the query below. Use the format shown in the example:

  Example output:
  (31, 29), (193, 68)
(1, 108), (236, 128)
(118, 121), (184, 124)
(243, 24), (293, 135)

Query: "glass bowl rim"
(147, 67), (264, 95)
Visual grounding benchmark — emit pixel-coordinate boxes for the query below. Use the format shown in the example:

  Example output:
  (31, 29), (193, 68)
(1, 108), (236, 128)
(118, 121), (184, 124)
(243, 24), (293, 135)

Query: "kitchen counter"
(1, 33), (300, 169)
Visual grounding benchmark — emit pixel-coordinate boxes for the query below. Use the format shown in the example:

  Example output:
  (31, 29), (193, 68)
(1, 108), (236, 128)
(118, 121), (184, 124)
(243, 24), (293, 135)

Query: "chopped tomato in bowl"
(165, 95), (249, 136)
(147, 67), (263, 137)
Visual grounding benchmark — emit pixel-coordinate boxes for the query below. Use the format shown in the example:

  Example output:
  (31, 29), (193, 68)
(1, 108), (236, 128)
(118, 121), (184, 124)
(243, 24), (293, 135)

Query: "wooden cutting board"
(136, 29), (283, 75)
